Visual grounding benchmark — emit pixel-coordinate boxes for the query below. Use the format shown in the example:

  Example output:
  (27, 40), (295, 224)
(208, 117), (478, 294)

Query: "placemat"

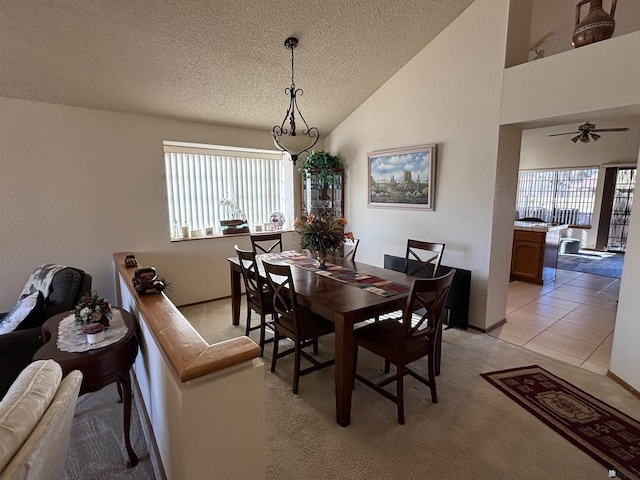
(262, 251), (409, 297)
(57, 308), (128, 353)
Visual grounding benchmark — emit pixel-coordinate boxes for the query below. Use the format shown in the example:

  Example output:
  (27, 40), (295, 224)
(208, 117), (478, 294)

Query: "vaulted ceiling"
(0, 0), (475, 137)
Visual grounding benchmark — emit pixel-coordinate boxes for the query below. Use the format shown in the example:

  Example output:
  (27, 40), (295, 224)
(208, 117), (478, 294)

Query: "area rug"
(482, 365), (640, 480)
(558, 251), (624, 278)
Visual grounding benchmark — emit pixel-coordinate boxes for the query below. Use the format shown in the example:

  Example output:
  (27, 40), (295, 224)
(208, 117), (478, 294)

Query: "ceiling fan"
(548, 122), (629, 143)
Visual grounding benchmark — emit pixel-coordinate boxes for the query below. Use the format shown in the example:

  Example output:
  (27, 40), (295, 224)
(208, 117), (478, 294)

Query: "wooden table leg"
(118, 372), (139, 468)
(230, 263), (241, 326)
(334, 316), (355, 427)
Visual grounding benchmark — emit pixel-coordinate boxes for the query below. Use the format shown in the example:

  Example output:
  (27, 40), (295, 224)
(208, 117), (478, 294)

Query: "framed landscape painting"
(368, 144), (436, 210)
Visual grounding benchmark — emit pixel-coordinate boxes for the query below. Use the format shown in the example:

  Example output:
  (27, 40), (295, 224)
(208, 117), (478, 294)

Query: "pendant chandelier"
(272, 37), (319, 165)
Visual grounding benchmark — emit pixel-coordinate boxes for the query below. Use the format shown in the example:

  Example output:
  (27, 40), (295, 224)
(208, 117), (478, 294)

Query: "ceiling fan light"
(591, 133), (601, 141)
(571, 134), (581, 143)
(579, 134), (590, 143)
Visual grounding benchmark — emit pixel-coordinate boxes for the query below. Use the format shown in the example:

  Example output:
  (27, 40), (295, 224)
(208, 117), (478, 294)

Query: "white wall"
(0, 96), (299, 310)
(610, 143), (640, 389)
(503, 25), (640, 392)
(327, 0), (640, 391)
(326, 0), (511, 331)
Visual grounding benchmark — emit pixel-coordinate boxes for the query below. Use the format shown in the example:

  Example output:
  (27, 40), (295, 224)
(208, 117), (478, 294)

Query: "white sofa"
(0, 360), (82, 480)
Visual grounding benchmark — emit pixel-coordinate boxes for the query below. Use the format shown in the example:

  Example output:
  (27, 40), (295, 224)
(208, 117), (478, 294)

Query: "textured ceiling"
(0, 0), (474, 136)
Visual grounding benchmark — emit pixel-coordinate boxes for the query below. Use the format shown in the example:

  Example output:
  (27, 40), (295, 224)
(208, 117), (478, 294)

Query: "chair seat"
(355, 319), (428, 364)
(277, 308), (334, 340)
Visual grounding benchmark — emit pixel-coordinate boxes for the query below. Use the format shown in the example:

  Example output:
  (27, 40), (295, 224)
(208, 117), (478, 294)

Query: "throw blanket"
(20, 264), (69, 299)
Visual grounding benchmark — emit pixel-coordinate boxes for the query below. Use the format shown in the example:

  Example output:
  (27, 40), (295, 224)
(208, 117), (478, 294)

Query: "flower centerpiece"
(294, 208), (354, 269)
(74, 291), (112, 342)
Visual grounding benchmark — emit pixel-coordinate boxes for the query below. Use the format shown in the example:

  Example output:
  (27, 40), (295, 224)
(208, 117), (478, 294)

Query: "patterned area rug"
(558, 251), (624, 278)
(482, 365), (640, 480)
(262, 251), (410, 297)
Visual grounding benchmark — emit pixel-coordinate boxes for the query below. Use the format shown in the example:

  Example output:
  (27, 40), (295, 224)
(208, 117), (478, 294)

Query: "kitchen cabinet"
(511, 223), (567, 285)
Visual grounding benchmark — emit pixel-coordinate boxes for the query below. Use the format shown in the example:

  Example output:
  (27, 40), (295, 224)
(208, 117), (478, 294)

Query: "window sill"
(170, 229), (293, 242)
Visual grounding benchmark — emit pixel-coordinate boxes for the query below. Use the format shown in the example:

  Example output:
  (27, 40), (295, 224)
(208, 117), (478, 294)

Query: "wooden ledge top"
(113, 252), (260, 382)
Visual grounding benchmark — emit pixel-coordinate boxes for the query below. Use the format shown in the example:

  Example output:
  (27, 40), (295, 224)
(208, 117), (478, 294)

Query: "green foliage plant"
(299, 150), (344, 185)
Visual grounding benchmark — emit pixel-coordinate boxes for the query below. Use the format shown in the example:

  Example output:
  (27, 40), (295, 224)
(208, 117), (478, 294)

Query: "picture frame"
(367, 144), (436, 210)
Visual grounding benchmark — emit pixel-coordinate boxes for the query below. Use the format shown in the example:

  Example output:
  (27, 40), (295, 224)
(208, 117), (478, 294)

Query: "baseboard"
(606, 370), (640, 401)
(176, 295), (231, 309)
(469, 318), (507, 334)
(132, 370), (167, 480)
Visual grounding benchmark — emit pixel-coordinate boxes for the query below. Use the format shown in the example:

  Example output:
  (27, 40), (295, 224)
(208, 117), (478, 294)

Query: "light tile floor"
(488, 269), (619, 375)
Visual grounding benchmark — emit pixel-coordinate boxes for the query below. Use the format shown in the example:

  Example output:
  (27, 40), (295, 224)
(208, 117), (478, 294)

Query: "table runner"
(261, 251), (410, 297)
(57, 308), (128, 353)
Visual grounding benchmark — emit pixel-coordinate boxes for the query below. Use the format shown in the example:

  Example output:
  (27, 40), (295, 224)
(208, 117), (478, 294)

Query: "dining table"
(228, 251), (437, 427)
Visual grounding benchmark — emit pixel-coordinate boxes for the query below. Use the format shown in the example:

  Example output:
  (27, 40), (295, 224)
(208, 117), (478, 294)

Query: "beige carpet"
(184, 299), (640, 480)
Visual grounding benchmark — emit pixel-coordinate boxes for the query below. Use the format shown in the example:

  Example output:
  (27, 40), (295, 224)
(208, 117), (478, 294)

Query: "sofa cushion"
(0, 360), (62, 472)
(0, 292), (45, 335)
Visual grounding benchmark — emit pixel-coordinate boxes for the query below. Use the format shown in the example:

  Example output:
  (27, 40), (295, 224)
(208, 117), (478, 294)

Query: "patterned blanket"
(20, 264), (69, 299)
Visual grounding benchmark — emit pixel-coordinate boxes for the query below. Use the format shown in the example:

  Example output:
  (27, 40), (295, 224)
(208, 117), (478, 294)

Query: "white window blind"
(164, 143), (286, 238)
(515, 167), (598, 226)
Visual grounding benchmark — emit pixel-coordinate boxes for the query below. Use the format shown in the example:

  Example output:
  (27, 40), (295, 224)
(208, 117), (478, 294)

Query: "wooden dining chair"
(373, 239), (445, 323)
(404, 239), (445, 277)
(353, 269), (455, 424)
(234, 246), (274, 355)
(250, 232), (283, 255)
(263, 260), (335, 394)
(341, 238), (360, 262)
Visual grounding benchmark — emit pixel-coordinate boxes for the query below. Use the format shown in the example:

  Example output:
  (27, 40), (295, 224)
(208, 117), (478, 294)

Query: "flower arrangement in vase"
(294, 207), (354, 269)
(74, 290), (112, 343)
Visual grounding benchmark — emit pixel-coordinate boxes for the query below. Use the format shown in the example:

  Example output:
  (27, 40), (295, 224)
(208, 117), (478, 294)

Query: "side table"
(33, 308), (140, 467)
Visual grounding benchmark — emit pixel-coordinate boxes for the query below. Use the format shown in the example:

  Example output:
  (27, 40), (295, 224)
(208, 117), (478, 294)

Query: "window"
(164, 142), (290, 239)
(515, 167), (599, 227)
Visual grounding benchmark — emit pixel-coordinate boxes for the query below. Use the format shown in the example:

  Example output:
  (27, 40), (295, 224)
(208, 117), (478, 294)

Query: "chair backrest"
(402, 270), (455, 341)
(341, 238), (360, 262)
(17, 265), (92, 330)
(251, 233), (283, 255)
(263, 261), (300, 334)
(403, 240), (445, 278)
(234, 246), (269, 310)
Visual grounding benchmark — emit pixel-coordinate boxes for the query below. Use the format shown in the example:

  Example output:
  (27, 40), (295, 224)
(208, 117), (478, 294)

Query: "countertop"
(514, 221), (569, 232)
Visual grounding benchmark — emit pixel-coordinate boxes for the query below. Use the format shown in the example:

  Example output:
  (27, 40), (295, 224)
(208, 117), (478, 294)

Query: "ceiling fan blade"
(548, 132), (580, 137)
(591, 128), (630, 132)
(571, 134), (581, 143)
(590, 132), (601, 141)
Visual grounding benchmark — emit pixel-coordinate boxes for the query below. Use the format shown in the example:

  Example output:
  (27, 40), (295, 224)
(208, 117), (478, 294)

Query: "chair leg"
(293, 341), (301, 394)
(313, 337), (319, 355)
(428, 352), (438, 404)
(384, 359), (391, 373)
(270, 330), (280, 373)
(259, 313), (266, 356)
(397, 362), (405, 425)
(245, 303), (252, 337)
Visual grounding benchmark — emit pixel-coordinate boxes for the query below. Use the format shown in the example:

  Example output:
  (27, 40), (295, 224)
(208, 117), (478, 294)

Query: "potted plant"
(219, 197), (250, 235)
(74, 290), (112, 343)
(299, 150), (344, 185)
(294, 207), (354, 269)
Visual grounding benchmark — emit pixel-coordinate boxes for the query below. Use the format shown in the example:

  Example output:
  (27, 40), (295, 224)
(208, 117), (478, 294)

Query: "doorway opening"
(607, 167), (636, 252)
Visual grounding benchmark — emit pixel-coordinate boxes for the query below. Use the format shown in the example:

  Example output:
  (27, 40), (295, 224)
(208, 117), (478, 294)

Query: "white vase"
(86, 330), (105, 344)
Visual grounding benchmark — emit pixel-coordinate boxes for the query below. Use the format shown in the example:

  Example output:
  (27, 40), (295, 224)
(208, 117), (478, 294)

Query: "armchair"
(0, 265), (91, 399)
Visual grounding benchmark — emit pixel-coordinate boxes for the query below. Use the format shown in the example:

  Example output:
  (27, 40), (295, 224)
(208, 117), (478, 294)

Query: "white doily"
(57, 309), (129, 353)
